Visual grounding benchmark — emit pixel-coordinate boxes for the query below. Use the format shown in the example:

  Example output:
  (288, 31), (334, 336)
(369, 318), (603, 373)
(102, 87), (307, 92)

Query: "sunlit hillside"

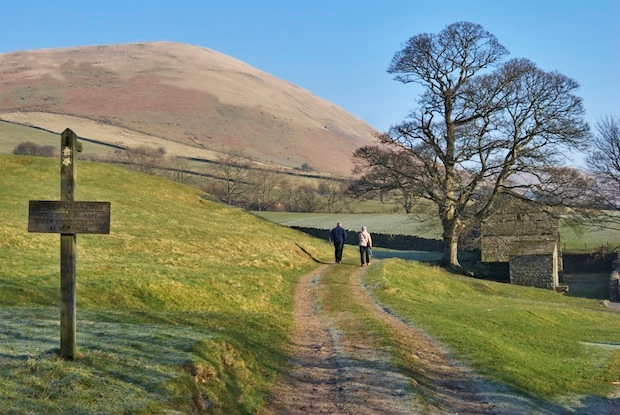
(0, 42), (378, 176)
(0, 154), (332, 414)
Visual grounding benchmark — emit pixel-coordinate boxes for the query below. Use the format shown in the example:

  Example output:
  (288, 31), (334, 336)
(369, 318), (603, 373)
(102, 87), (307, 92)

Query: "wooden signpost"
(28, 128), (111, 360)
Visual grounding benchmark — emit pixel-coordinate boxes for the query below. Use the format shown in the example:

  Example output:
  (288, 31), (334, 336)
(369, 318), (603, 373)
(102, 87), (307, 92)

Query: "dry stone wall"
(292, 226), (444, 252)
(611, 253), (620, 302)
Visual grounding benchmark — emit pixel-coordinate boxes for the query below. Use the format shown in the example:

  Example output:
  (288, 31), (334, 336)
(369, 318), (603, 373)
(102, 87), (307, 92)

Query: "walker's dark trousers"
(334, 242), (344, 263)
(360, 246), (371, 266)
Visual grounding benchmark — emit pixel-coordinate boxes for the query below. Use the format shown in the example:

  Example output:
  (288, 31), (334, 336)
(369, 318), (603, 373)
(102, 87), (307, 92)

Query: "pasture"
(0, 154), (618, 414)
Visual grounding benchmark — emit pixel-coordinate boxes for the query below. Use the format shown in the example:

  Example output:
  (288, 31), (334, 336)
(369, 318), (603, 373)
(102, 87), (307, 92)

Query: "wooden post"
(28, 128), (109, 360)
(60, 128), (80, 359)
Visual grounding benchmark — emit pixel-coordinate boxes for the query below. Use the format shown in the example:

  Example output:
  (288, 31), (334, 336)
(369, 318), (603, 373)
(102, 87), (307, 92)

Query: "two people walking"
(329, 222), (373, 267)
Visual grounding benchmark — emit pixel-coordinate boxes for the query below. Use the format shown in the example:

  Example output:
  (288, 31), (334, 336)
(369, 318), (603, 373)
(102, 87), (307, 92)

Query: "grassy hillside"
(0, 120), (121, 156)
(254, 211), (442, 239)
(0, 42), (378, 176)
(0, 155), (332, 414)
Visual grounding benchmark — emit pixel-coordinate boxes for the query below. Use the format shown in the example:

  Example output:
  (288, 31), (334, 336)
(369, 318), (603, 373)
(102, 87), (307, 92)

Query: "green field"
(253, 211), (442, 238)
(364, 260), (620, 399)
(1, 154), (619, 414)
(0, 121), (117, 156)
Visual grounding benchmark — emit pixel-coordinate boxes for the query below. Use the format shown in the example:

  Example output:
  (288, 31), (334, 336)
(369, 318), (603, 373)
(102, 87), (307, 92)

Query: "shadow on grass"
(295, 242), (330, 264)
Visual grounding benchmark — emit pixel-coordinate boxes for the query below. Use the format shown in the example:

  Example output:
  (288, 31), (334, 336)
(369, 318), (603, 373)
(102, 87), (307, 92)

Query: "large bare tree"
(359, 22), (589, 270)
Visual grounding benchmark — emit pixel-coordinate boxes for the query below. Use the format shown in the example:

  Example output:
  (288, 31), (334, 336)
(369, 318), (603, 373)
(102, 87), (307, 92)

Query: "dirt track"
(260, 263), (620, 415)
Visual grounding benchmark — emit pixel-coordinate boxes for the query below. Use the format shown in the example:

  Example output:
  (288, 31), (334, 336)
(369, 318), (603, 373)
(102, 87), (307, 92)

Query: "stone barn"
(480, 193), (562, 290)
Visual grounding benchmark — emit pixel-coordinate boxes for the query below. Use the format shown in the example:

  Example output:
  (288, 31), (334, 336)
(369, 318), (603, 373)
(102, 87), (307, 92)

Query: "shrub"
(13, 142), (57, 157)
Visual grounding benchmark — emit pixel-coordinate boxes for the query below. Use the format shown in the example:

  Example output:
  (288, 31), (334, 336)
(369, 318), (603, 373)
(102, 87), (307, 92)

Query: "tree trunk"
(441, 216), (461, 270)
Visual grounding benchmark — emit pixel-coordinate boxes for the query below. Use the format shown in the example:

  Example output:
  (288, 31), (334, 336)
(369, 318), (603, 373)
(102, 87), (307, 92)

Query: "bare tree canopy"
(351, 145), (421, 213)
(587, 115), (620, 194)
(215, 150), (252, 206)
(355, 22), (589, 270)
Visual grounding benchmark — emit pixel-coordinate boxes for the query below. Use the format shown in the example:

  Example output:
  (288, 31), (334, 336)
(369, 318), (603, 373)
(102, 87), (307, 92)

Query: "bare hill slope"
(0, 42), (378, 176)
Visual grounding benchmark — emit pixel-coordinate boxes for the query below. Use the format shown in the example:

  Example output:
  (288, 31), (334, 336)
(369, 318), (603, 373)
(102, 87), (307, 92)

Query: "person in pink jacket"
(358, 226), (372, 267)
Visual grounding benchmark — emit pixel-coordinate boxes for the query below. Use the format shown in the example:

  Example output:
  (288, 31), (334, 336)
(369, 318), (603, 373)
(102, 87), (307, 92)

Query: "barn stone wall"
(508, 240), (559, 289)
(480, 193), (562, 290)
(510, 254), (557, 289)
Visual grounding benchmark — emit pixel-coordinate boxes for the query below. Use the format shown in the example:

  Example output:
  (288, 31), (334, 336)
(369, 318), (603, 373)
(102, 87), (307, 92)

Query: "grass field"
(254, 211), (443, 239)
(0, 121), (117, 156)
(1, 154), (619, 413)
(0, 154), (333, 414)
(363, 260), (620, 400)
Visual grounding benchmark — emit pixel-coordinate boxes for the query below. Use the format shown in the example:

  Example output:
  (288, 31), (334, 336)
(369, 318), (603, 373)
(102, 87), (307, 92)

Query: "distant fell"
(0, 42), (378, 176)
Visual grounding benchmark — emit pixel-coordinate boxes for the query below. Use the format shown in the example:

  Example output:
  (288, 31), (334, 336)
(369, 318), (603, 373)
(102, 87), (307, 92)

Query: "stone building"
(480, 193), (562, 290)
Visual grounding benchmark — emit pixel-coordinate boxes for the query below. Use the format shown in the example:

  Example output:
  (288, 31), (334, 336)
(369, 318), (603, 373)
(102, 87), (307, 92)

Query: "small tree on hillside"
(350, 145), (422, 213)
(300, 163), (315, 172)
(166, 156), (194, 184)
(118, 146), (167, 174)
(248, 170), (282, 211)
(277, 179), (297, 212)
(317, 181), (349, 213)
(296, 184), (319, 212)
(214, 150), (252, 206)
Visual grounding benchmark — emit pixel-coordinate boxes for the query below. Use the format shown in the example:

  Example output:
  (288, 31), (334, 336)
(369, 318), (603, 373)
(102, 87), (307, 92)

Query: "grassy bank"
(0, 155), (332, 414)
(364, 259), (620, 400)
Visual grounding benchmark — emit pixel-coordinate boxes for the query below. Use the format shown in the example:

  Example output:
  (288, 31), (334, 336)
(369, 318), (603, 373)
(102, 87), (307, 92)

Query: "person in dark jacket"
(329, 222), (347, 263)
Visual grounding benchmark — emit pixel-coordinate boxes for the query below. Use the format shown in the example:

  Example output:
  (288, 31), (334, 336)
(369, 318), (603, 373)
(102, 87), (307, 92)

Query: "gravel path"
(261, 264), (416, 414)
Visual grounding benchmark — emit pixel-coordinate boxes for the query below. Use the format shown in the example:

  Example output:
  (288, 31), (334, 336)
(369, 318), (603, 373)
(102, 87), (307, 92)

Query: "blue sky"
(1, 1), (618, 138)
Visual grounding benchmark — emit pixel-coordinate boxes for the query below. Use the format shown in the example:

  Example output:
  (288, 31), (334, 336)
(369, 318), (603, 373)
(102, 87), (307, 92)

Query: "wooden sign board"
(28, 200), (111, 234)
